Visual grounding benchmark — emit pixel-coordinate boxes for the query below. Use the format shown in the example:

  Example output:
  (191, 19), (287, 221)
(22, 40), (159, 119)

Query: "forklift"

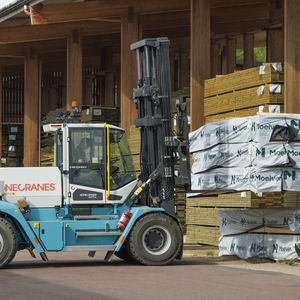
(0, 38), (190, 267)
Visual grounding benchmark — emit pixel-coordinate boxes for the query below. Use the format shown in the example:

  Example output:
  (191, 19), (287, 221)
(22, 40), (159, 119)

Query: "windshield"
(109, 129), (136, 190)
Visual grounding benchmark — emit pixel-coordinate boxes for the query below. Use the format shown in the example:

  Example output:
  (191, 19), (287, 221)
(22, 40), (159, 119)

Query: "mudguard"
(0, 201), (44, 252)
(115, 206), (164, 252)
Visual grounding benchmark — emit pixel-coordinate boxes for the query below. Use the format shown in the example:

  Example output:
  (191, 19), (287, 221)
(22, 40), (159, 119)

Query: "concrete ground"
(1, 247), (300, 300)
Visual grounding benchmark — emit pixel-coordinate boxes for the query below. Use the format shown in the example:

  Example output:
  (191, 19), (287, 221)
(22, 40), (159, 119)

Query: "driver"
(73, 138), (90, 163)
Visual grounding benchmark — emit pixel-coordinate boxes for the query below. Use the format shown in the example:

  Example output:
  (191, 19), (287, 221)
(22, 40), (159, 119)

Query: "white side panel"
(0, 167), (62, 208)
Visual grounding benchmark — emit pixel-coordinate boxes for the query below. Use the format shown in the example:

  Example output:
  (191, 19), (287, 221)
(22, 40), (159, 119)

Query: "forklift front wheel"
(128, 213), (182, 266)
(0, 218), (18, 268)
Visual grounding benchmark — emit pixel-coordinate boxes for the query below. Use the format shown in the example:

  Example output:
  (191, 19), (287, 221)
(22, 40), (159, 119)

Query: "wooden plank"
(67, 30), (83, 111)
(226, 37), (236, 74)
(0, 21), (120, 45)
(32, 0), (189, 24)
(284, 0), (300, 113)
(190, 0), (211, 131)
(120, 12), (139, 136)
(267, 28), (283, 62)
(243, 33), (254, 69)
(24, 51), (40, 167)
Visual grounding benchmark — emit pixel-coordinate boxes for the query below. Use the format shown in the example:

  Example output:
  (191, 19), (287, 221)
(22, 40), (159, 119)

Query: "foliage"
(236, 47), (266, 64)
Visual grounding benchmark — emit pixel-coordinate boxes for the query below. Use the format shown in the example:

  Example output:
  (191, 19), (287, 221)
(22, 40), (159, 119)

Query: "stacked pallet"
(185, 191), (299, 245)
(2, 124), (23, 167)
(204, 63), (283, 122)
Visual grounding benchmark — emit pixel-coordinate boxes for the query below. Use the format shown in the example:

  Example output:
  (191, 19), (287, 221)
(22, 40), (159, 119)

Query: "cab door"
(68, 127), (106, 204)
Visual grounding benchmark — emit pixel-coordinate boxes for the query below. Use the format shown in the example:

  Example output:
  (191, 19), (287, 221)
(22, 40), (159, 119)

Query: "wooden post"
(226, 38), (236, 74)
(24, 51), (40, 167)
(211, 42), (221, 77)
(243, 33), (254, 69)
(121, 10), (139, 135)
(67, 29), (82, 111)
(179, 50), (190, 89)
(0, 66), (2, 167)
(284, 0), (300, 113)
(267, 29), (283, 62)
(190, 0), (210, 131)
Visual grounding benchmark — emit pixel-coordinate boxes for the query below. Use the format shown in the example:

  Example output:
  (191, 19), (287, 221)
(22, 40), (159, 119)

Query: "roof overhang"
(0, 0), (44, 23)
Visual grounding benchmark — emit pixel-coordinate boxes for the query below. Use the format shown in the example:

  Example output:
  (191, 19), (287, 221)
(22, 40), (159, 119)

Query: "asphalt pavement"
(1, 251), (299, 300)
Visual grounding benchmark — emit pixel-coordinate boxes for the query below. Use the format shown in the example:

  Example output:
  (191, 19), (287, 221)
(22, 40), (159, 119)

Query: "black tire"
(114, 242), (137, 264)
(0, 218), (18, 268)
(128, 213), (182, 266)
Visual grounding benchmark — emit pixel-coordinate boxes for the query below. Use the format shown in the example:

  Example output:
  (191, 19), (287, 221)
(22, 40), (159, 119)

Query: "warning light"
(72, 101), (78, 107)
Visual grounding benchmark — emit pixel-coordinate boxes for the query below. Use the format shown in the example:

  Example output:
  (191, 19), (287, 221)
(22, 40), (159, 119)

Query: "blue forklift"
(0, 38), (191, 267)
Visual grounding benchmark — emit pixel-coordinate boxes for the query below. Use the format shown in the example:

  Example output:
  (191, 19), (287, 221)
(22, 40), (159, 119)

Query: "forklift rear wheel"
(128, 213), (182, 266)
(0, 218), (18, 268)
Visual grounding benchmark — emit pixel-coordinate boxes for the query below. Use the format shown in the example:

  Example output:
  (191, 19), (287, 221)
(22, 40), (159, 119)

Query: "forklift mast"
(130, 38), (190, 215)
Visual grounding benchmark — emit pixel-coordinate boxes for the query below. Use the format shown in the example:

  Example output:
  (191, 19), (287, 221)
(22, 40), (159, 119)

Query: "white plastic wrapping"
(219, 233), (299, 260)
(219, 209), (294, 236)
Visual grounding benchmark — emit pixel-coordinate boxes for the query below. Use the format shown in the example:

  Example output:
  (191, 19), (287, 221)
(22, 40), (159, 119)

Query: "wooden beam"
(24, 51), (40, 167)
(284, 0), (300, 113)
(120, 12), (139, 135)
(0, 21), (120, 45)
(267, 28), (283, 62)
(211, 42), (221, 77)
(212, 2), (268, 23)
(190, 0), (210, 131)
(0, 39), (66, 57)
(31, 0), (189, 24)
(243, 33), (254, 69)
(179, 50), (190, 89)
(67, 30), (83, 111)
(226, 37), (236, 74)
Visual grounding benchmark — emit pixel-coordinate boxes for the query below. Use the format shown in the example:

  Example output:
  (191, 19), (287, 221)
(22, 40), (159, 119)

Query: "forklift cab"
(44, 123), (137, 206)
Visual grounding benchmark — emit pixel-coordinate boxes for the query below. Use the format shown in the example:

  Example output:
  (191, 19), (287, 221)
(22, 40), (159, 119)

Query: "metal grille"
(2, 74), (24, 124)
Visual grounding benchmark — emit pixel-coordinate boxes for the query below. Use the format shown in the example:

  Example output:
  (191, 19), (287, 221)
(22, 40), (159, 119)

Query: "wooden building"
(0, 0), (298, 167)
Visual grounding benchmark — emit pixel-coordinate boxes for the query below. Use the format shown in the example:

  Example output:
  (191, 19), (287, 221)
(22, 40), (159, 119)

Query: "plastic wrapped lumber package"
(219, 233), (300, 260)
(191, 142), (300, 174)
(189, 117), (253, 152)
(218, 209), (295, 236)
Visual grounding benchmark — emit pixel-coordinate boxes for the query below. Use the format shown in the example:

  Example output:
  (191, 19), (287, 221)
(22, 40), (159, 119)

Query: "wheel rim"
(0, 233), (4, 253)
(142, 225), (172, 256)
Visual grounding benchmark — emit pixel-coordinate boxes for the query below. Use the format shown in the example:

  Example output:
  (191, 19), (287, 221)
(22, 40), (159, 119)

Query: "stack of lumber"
(128, 126), (141, 174)
(40, 133), (54, 167)
(40, 108), (64, 167)
(2, 124), (23, 167)
(81, 106), (120, 126)
(204, 63), (284, 123)
(185, 191), (294, 245)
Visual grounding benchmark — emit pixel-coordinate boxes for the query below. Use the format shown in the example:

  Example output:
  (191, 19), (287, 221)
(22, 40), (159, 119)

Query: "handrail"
(104, 123), (110, 200)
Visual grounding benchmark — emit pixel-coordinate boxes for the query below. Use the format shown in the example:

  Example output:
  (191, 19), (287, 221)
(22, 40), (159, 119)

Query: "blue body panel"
(0, 200), (165, 253)
(0, 201), (45, 252)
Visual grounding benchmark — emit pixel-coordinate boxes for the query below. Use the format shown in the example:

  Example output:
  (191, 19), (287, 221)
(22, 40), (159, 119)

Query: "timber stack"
(2, 124), (23, 167)
(186, 63), (300, 246)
